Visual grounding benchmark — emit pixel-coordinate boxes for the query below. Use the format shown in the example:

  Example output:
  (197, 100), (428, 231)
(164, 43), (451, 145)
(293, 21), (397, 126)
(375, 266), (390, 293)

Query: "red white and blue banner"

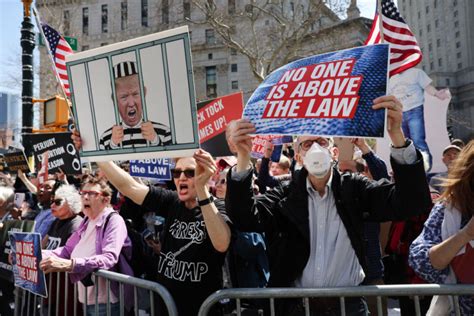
(9, 232), (48, 298)
(129, 158), (173, 181)
(243, 44), (389, 138)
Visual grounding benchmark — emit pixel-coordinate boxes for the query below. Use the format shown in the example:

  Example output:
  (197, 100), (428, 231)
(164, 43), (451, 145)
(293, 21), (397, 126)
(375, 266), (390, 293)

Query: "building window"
(457, 63), (462, 69)
(208, 53), (213, 60)
(417, 11), (420, 19)
(446, 78), (450, 86)
(82, 45), (89, 51)
(427, 24), (430, 32)
(230, 48), (237, 55)
(430, 62), (434, 70)
(206, 66), (217, 98)
(454, 21), (459, 28)
(142, 0), (148, 27)
(228, 0), (235, 14)
(434, 0), (437, 8)
(205, 29), (216, 44)
(231, 64), (238, 72)
(455, 31), (460, 38)
(162, 0), (169, 24)
(428, 43), (432, 51)
(183, 0), (191, 19)
(454, 11), (458, 17)
(121, 2), (128, 30)
(457, 52), (461, 59)
(438, 58), (442, 67)
(82, 7), (89, 35)
(419, 29), (423, 36)
(101, 5), (108, 33)
(101, 43), (108, 46)
(231, 81), (238, 89)
(425, 6), (429, 14)
(435, 20), (438, 28)
(437, 39), (440, 47)
(63, 10), (70, 35)
(454, 0), (457, 6)
(456, 42), (461, 48)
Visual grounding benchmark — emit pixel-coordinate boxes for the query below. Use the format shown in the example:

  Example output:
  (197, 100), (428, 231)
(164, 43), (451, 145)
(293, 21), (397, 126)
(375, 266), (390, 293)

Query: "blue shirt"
(34, 209), (55, 239)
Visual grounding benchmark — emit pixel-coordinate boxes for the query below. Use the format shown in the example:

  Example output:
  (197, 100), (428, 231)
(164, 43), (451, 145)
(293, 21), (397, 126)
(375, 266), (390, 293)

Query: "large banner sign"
(9, 232), (48, 298)
(67, 26), (199, 162)
(23, 132), (82, 175)
(0, 220), (35, 282)
(244, 44), (389, 138)
(129, 158), (173, 181)
(197, 92), (244, 157)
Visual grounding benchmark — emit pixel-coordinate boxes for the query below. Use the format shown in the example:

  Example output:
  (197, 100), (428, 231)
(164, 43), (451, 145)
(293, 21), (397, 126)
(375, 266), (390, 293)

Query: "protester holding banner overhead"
(99, 61), (172, 150)
(409, 140), (474, 315)
(40, 178), (133, 315)
(226, 95), (432, 315)
(87, 149), (232, 316)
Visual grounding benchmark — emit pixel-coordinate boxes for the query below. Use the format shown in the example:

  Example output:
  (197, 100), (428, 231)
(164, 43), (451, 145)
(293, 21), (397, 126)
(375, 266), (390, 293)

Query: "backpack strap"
(102, 211), (119, 236)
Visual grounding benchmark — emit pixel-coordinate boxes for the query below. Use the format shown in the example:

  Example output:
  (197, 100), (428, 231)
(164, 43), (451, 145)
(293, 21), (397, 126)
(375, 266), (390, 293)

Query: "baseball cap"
(113, 61), (138, 79)
(442, 144), (461, 155)
(216, 156), (237, 169)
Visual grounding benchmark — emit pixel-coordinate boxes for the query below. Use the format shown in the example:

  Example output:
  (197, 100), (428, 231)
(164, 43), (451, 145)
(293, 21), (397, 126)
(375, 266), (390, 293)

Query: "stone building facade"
(36, 0), (371, 127)
(399, 0), (474, 141)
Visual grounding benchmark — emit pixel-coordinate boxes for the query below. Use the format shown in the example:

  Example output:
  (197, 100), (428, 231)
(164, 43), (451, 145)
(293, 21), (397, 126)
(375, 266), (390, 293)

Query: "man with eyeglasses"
(226, 95), (432, 315)
(68, 147), (232, 316)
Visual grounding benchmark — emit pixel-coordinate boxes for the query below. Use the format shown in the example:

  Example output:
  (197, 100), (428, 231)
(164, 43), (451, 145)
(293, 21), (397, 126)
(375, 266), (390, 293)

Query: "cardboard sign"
(9, 232), (48, 298)
(23, 132), (82, 175)
(129, 158), (173, 181)
(3, 150), (31, 173)
(244, 44), (389, 138)
(68, 26), (199, 162)
(0, 220), (35, 282)
(197, 92), (244, 157)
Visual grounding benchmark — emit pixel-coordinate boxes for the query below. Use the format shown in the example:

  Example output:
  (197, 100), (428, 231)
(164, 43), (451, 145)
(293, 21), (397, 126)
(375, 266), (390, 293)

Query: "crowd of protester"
(0, 96), (472, 316)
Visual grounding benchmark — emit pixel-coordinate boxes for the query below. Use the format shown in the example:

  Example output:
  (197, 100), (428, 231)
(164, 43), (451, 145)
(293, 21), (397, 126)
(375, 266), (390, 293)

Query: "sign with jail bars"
(66, 26), (199, 162)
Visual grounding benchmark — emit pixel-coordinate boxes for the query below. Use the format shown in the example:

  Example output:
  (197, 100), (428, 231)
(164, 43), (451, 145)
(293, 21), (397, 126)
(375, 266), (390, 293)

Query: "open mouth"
(128, 109), (137, 119)
(83, 203), (91, 210)
(178, 183), (189, 195)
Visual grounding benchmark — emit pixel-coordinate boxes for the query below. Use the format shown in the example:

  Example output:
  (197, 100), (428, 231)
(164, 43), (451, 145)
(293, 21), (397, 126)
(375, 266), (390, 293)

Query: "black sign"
(24, 132), (82, 175)
(3, 150), (31, 173)
(0, 220), (35, 282)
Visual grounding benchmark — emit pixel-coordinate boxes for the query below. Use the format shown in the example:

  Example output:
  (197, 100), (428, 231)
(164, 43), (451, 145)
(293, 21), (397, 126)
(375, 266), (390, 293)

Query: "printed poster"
(67, 26), (199, 162)
(244, 44), (389, 138)
(9, 232), (48, 297)
(129, 158), (173, 181)
(197, 92), (244, 157)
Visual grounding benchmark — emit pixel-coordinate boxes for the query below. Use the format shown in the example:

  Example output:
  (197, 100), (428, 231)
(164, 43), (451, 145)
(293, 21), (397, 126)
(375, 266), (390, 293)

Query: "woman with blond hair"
(409, 140), (474, 315)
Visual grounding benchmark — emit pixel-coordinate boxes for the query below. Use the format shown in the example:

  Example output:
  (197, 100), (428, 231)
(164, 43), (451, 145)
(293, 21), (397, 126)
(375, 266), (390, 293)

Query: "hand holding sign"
(39, 256), (73, 274)
(193, 149), (217, 189)
(372, 95), (405, 147)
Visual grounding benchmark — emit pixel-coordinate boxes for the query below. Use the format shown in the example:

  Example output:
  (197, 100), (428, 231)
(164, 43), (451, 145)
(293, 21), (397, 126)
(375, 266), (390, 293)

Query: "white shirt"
(388, 68), (432, 112)
(295, 174), (365, 288)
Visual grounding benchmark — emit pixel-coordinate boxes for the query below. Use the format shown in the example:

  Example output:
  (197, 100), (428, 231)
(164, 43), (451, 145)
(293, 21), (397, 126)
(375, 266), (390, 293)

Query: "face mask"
(303, 143), (332, 178)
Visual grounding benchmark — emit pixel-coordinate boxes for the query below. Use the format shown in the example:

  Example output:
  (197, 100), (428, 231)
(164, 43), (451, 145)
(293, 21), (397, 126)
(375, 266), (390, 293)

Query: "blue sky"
(0, 0), (376, 95)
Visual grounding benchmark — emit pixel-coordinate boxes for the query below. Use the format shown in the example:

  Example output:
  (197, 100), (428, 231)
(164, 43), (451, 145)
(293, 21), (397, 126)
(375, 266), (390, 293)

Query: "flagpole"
(32, 6), (70, 102)
(377, 0), (384, 42)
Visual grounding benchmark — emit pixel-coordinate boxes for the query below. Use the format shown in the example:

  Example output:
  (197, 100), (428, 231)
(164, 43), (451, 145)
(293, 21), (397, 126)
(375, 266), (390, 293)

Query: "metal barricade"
(13, 269), (178, 316)
(198, 284), (474, 316)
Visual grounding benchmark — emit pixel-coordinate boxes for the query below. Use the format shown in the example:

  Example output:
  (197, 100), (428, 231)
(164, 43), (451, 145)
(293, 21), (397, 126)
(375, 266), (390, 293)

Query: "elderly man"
(226, 95), (432, 315)
(99, 61), (172, 150)
(429, 144), (461, 193)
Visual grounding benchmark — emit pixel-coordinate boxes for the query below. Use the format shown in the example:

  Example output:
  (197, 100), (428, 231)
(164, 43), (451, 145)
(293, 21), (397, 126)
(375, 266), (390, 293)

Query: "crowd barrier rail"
(198, 284), (474, 316)
(13, 269), (178, 316)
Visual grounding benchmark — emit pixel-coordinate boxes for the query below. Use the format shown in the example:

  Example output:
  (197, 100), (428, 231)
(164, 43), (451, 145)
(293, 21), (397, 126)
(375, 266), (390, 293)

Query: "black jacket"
(226, 151), (432, 290)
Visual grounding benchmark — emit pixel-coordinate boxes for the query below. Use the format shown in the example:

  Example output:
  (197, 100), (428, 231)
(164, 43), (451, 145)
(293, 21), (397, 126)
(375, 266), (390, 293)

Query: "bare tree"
(189, 0), (350, 82)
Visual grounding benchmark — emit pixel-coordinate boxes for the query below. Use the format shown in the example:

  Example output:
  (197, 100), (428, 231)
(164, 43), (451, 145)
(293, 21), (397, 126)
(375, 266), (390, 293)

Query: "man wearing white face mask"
(226, 96), (432, 316)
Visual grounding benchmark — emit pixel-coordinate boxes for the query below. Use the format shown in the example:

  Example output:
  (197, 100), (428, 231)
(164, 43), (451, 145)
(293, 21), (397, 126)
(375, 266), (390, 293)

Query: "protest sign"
(3, 149), (31, 173)
(23, 132), (82, 175)
(130, 158), (173, 181)
(244, 44), (389, 138)
(9, 232), (48, 297)
(67, 26), (199, 162)
(251, 136), (283, 162)
(197, 92), (244, 157)
(0, 220), (35, 282)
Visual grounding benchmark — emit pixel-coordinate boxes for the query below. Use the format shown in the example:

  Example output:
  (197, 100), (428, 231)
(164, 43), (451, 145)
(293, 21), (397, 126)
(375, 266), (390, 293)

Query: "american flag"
(365, 0), (422, 77)
(41, 23), (73, 97)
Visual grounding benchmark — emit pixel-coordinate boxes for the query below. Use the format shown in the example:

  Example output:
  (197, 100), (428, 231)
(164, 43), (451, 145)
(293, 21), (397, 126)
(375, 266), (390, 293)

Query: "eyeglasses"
(299, 138), (330, 151)
(171, 169), (195, 179)
(216, 179), (226, 185)
(51, 198), (65, 207)
(79, 190), (102, 197)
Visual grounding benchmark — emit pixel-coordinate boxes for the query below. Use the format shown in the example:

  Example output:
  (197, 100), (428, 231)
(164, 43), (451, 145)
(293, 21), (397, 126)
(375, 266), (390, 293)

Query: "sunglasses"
(171, 169), (195, 179)
(52, 198), (65, 207)
(80, 190), (102, 197)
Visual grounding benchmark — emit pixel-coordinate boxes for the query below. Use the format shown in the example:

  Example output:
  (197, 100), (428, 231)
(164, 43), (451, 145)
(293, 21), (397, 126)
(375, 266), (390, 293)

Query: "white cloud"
(357, 0), (376, 18)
